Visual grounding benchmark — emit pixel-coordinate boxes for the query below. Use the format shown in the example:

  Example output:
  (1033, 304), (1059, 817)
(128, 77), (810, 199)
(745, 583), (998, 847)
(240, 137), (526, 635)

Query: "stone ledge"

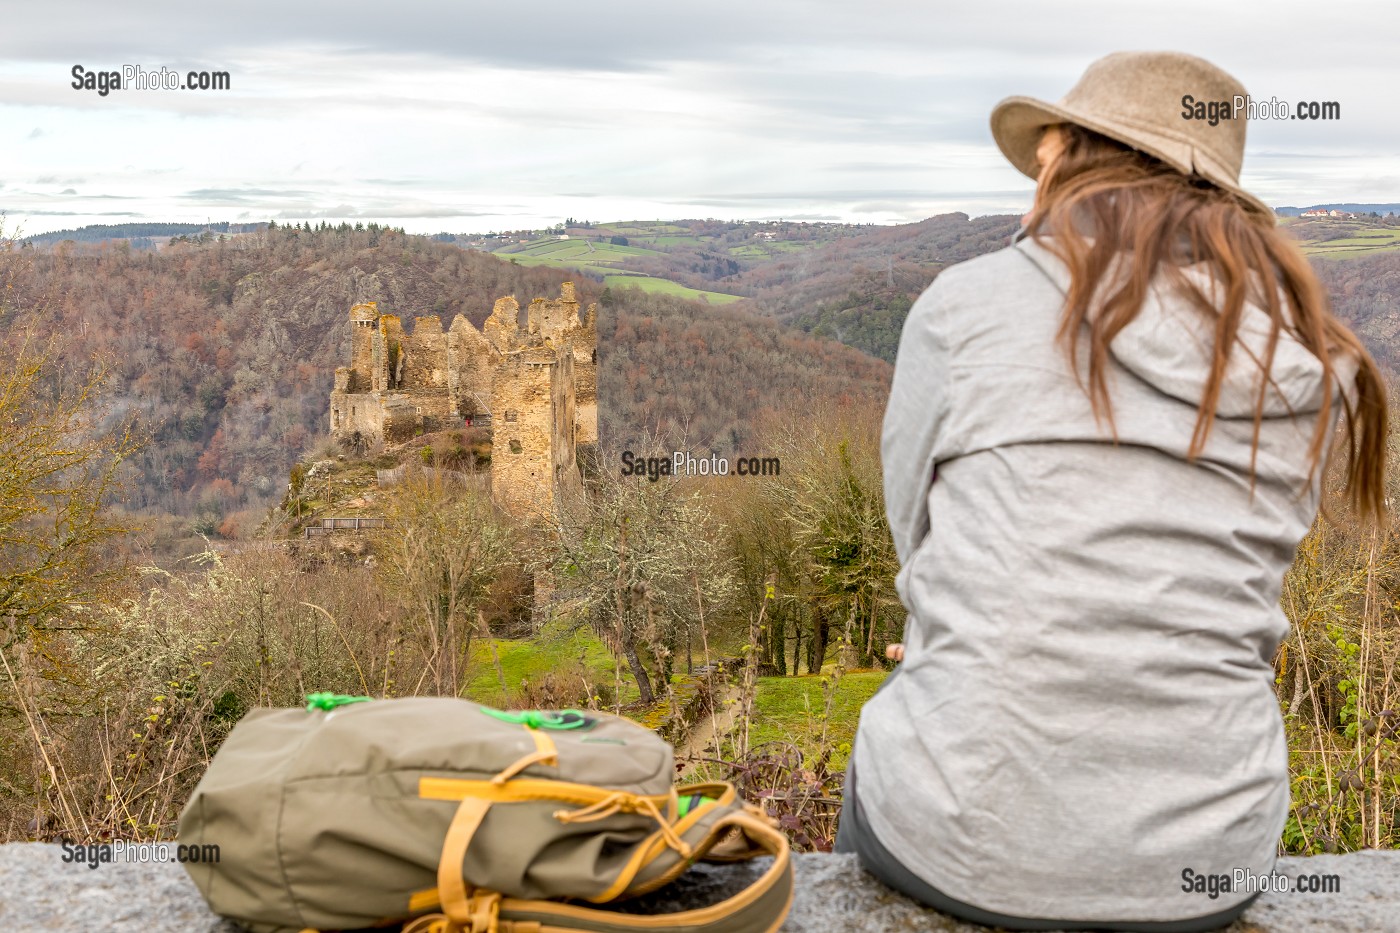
(0, 843), (1395, 932)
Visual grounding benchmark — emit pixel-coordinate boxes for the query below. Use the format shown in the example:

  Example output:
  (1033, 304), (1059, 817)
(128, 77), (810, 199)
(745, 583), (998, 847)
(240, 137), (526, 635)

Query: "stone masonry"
(329, 282), (598, 517)
(3, 843), (1396, 932)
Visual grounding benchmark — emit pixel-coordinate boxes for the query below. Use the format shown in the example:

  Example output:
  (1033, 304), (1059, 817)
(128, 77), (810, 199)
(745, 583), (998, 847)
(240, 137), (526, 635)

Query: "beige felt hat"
(990, 51), (1273, 217)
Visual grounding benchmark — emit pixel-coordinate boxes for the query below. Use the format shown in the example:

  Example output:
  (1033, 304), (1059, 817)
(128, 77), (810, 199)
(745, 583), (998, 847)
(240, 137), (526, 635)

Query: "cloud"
(8, 1), (1395, 79)
(182, 187), (317, 202)
(826, 161), (939, 173)
(269, 204), (501, 220)
(12, 209), (141, 216)
(680, 189), (1031, 205)
(2, 2), (1398, 236)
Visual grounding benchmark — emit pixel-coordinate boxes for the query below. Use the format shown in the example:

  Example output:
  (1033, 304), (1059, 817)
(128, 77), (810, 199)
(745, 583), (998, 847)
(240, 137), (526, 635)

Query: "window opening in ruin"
(505, 410), (518, 422)
(509, 439), (522, 454)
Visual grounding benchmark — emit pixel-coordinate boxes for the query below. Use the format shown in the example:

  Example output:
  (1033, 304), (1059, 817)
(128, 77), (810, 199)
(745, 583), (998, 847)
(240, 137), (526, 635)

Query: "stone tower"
(484, 289), (592, 518)
(348, 302), (378, 392)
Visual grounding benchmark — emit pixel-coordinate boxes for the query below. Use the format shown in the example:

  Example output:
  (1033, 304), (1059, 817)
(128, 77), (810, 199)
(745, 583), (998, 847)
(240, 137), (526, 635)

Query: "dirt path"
(675, 683), (744, 777)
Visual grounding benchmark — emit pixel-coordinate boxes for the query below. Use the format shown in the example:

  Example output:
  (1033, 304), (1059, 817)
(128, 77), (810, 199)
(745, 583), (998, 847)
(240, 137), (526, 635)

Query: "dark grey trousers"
(834, 696), (1258, 931)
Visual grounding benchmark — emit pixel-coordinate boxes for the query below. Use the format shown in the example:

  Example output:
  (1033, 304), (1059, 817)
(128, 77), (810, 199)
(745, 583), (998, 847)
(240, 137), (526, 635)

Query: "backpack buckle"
(465, 891), (501, 933)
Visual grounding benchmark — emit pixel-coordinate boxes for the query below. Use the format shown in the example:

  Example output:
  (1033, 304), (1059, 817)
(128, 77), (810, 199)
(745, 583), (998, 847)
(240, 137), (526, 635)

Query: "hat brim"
(990, 95), (1274, 218)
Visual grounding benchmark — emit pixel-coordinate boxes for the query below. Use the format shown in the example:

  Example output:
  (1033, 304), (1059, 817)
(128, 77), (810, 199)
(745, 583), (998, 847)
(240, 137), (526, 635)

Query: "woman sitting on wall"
(837, 51), (1387, 932)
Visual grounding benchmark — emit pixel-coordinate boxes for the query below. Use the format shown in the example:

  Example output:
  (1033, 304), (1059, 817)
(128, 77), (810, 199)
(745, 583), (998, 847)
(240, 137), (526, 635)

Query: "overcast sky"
(2, 1), (1397, 237)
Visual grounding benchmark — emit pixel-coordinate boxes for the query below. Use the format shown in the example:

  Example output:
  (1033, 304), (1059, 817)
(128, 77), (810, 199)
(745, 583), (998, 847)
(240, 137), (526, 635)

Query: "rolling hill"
(458, 213), (1025, 363)
(1280, 215), (1400, 261)
(8, 209), (1398, 547)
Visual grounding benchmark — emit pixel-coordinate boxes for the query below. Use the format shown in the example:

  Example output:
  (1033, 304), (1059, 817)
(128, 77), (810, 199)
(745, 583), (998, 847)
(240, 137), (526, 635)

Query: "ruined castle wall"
(379, 396), (423, 444)
(373, 315), (404, 392)
(349, 302), (378, 392)
(396, 316), (455, 431)
(573, 303), (598, 447)
(447, 315), (495, 420)
(483, 297), (520, 353)
(331, 285), (593, 511)
(401, 316), (447, 392)
(527, 281), (581, 342)
(552, 349), (582, 501)
(490, 349), (558, 517)
(330, 390), (389, 444)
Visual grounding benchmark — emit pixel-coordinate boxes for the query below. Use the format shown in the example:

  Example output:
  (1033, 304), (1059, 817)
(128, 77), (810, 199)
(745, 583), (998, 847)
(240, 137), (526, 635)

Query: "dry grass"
(1278, 475), (1400, 852)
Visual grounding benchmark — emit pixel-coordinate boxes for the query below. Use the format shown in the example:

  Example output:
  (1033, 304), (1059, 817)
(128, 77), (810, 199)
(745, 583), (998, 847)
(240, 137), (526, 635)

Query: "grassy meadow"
(1284, 216), (1400, 260)
(496, 236), (743, 303)
(486, 220), (824, 303)
(746, 671), (887, 771)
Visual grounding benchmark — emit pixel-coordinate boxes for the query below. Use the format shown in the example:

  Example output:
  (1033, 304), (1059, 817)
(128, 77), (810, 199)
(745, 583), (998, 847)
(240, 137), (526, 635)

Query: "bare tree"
(375, 475), (510, 696)
(0, 244), (142, 652)
(541, 453), (735, 706)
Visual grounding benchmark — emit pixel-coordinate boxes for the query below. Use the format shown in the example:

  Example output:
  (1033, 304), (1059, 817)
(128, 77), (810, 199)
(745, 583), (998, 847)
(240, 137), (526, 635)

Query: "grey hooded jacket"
(852, 235), (1357, 923)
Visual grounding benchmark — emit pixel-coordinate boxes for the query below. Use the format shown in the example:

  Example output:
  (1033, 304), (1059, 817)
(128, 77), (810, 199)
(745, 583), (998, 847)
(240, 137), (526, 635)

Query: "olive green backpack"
(178, 695), (793, 933)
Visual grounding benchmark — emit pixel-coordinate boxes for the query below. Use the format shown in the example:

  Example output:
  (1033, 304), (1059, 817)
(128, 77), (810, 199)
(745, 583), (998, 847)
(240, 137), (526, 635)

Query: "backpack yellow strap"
(438, 795), (495, 929)
(494, 810), (794, 933)
(410, 809), (792, 933)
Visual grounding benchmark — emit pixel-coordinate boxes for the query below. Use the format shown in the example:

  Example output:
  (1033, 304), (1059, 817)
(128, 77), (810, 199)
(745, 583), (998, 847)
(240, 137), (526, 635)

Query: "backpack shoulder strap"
(407, 808), (793, 933)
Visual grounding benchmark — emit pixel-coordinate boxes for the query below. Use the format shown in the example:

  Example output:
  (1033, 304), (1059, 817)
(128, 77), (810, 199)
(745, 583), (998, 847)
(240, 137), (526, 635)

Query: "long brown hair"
(1024, 122), (1388, 524)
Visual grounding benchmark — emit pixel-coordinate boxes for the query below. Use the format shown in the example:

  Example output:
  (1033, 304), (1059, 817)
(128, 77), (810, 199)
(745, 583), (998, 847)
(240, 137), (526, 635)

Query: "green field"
(627, 234), (705, 246)
(493, 234), (743, 303)
(464, 627), (640, 707)
(460, 628), (885, 770)
(497, 239), (664, 265)
(1289, 219), (1400, 259)
(746, 671), (888, 771)
(483, 221), (823, 302)
(727, 241), (818, 259)
(594, 222), (691, 236)
(600, 274), (743, 304)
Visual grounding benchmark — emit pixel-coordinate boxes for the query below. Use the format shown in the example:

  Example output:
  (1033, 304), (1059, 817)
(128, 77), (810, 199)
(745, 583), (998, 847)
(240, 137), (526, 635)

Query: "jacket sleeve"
(882, 276), (953, 568)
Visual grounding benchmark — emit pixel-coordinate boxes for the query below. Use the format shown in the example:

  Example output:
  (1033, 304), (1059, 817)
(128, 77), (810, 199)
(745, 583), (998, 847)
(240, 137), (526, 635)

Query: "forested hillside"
(0, 226), (890, 529)
(744, 213), (1400, 368)
(1314, 251), (1400, 371)
(22, 221), (266, 249)
(6, 215), (1395, 541)
(754, 213), (1022, 361)
(595, 290), (890, 452)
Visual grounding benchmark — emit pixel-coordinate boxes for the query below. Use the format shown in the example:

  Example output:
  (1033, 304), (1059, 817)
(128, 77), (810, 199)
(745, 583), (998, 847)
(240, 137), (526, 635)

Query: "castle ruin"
(329, 282), (598, 516)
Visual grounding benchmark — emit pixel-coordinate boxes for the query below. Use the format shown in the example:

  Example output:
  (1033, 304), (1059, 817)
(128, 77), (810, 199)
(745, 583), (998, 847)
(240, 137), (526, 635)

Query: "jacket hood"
(1015, 238), (1357, 419)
